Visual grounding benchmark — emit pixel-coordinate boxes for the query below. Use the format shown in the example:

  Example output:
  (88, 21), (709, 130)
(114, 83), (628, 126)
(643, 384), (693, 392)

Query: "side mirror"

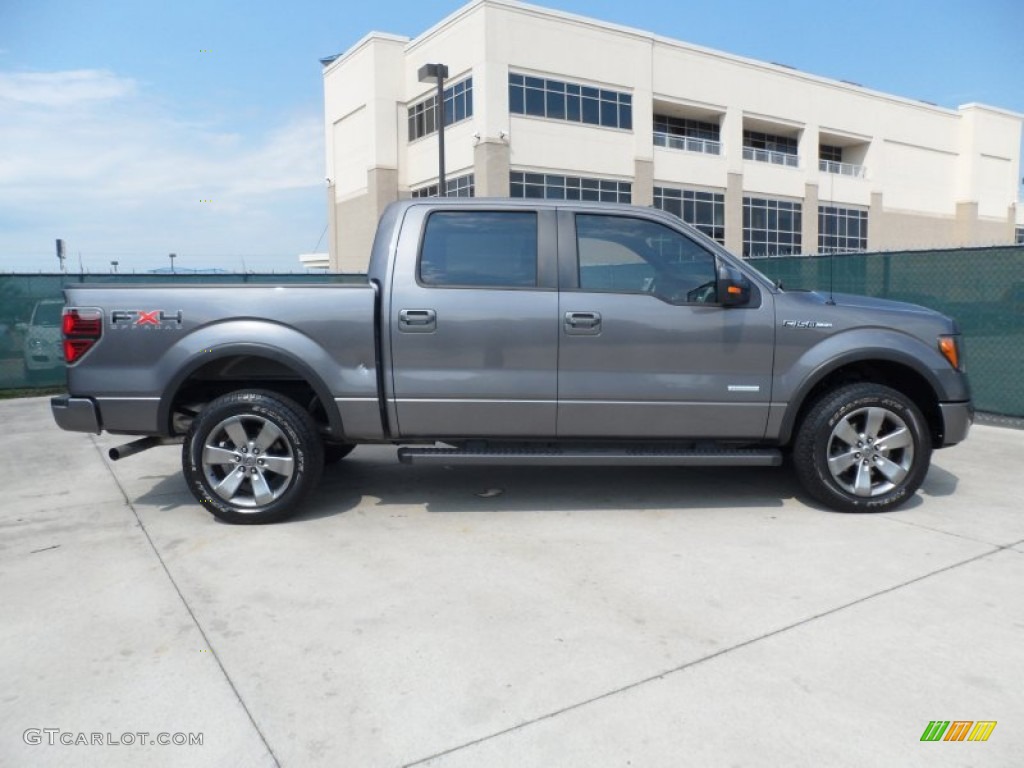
(718, 264), (751, 307)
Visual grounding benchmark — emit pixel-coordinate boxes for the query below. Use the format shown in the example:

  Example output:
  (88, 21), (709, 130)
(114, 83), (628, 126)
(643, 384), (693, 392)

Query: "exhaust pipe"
(108, 436), (164, 461)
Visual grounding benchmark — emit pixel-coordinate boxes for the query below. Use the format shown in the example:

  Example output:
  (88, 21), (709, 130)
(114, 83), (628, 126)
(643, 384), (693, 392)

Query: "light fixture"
(418, 63), (449, 194)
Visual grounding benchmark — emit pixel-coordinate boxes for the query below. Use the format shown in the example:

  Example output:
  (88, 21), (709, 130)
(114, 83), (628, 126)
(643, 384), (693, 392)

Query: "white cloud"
(0, 69), (135, 106)
(0, 69), (325, 272)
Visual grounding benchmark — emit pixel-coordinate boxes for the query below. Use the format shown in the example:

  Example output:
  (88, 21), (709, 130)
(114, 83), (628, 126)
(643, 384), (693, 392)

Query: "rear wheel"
(794, 383), (931, 512)
(183, 390), (323, 524)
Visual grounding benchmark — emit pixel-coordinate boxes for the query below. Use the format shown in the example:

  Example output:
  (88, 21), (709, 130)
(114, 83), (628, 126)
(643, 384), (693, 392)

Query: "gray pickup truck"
(52, 199), (972, 523)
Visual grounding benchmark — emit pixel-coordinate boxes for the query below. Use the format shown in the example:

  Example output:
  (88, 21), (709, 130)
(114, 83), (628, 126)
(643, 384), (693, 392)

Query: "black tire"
(793, 383), (931, 512)
(323, 442), (356, 465)
(183, 390), (323, 524)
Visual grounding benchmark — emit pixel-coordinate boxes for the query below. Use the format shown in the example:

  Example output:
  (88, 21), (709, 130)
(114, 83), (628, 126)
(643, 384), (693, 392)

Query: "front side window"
(576, 215), (718, 304)
(419, 211), (538, 288)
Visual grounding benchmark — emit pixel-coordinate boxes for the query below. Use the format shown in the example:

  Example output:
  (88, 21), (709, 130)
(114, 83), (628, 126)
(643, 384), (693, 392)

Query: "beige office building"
(321, 0), (1024, 271)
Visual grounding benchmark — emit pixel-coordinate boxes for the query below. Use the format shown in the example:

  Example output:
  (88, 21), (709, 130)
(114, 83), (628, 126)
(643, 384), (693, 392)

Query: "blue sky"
(1, 0), (1021, 272)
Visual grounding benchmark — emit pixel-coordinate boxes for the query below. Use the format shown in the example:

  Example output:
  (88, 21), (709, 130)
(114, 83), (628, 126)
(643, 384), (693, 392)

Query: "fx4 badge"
(782, 320), (834, 329)
(110, 310), (184, 330)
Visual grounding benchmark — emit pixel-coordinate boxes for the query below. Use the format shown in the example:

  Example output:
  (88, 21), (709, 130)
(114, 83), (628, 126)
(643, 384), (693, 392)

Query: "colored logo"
(920, 721), (996, 742)
(110, 310), (183, 330)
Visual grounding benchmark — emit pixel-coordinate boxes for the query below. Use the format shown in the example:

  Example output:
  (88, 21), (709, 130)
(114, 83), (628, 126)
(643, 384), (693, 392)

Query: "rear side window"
(419, 211), (538, 288)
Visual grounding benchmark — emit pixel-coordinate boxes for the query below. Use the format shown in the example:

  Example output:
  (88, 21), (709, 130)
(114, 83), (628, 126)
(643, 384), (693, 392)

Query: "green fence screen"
(2, 247), (1022, 416)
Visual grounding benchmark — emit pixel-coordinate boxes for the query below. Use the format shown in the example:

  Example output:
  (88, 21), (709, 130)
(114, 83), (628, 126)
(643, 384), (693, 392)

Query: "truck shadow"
(128, 446), (959, 521)
(299, 449), (961, 521)
(294, 447), (875, 521)
(918, 464), (959, 498)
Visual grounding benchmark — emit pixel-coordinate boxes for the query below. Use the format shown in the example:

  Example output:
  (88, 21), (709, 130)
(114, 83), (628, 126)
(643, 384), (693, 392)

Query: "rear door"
(556, 210), (775, 439)
(388, 205), (559, 438)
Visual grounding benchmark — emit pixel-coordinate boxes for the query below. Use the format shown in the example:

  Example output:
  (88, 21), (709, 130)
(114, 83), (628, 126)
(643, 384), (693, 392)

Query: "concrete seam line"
(402, 542), (1016, 768)
(876, 513), (1011, 548)
(89, 436), (282, 768)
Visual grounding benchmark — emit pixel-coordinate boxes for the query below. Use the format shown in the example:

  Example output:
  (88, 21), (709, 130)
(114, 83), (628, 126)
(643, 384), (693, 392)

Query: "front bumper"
(938, 401), (973, 447)
(51, 396), (101, 434)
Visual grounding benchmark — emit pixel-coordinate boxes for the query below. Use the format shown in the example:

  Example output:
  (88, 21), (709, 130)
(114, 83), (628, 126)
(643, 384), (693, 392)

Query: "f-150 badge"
(782, 320), (833, 329)
(110, 309), (184, 329)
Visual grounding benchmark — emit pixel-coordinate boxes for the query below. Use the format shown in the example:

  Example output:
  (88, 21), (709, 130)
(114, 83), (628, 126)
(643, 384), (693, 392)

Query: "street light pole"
(169, 253), (176, 274)
(418, 63), (449, 196)
(110, 260), (118, 274)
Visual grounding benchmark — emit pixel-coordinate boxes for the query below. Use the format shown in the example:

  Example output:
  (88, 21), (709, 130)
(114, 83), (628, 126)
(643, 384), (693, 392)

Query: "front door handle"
(398, 309), (436, 333)
(564, 311), (601, 334)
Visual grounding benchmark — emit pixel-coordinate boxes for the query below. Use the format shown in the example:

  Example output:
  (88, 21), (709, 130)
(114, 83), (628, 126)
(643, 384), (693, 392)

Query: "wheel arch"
(159, 343), (344, 439)
(779, 351), (944, 447)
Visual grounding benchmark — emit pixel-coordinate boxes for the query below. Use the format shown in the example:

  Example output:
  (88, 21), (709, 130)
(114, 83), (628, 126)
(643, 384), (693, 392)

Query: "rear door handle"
(564, 311), (601, 334)
(398, 309), (436, 333)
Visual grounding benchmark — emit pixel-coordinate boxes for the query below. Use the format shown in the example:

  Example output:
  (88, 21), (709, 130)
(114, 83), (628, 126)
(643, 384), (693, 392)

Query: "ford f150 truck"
(52, 199), (972, 523)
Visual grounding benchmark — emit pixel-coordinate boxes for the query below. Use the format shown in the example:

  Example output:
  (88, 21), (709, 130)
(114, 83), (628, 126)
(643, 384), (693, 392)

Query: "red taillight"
(62, 308), (102, 364)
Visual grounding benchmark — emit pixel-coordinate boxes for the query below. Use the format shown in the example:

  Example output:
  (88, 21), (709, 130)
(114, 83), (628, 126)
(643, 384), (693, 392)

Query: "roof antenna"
(827, 249), (835, 305)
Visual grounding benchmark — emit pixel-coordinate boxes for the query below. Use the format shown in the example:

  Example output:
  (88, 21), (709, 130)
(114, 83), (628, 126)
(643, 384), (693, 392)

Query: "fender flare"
(157, 341), (344, 438)
(776, 345), (947, 445)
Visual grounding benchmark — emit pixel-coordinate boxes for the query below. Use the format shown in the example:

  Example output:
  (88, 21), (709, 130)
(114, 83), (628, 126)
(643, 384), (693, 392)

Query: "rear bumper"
(51, 396), (101, 434)
(938, 401), (974, 447)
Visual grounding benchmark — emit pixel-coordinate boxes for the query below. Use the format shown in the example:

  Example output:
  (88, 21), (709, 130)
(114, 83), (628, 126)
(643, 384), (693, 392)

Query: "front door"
(556, 211), (775, 439)
(388, 205), (559, 438)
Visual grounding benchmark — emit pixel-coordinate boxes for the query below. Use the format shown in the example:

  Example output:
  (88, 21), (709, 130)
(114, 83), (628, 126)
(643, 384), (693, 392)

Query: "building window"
(408, 77), (473, 142)
(818, 205), (868, 254)
(1016, 226), (1024, 245)
(745, 130), (797, 155)
(743, 197), (802, 257)
(818, 143), (866, 177)
(743, 130), (799, 167)
(653, 115), (721, 155)
(819, 144), (843, 163)
(654, 115), (720, 142)
(411, 174), (475, 198)
(510, 171), (631, 203)
(419, 211), (538, 288)
(653, 187), (725, 244)
(508, 73), (632, 130)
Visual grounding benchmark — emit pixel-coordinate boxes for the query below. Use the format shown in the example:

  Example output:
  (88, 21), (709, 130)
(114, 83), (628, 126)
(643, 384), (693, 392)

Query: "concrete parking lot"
(1, 395), (1022, 767)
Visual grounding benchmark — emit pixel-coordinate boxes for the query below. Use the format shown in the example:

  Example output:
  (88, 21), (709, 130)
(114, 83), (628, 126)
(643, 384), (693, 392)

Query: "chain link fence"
(751, 245), (1024, 417)
(2, 247), (1022, 416)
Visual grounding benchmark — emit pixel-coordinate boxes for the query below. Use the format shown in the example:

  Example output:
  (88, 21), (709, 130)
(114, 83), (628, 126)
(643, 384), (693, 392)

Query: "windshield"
(31, 302), (63, 326)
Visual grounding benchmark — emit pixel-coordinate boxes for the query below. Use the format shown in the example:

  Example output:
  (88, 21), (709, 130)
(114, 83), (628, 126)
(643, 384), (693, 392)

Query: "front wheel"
(793, 383), (931, 512)
(183, 390), (323, 524)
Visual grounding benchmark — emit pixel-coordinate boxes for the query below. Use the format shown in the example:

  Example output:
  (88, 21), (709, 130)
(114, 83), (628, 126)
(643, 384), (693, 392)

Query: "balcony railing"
(743, 146), (799, 167)
(654, 131), (722, 156)
(819, 159), (866, 178)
